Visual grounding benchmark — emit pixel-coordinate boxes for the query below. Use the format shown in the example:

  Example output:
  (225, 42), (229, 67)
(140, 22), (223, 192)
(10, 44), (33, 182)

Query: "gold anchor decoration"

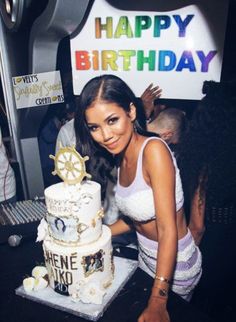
(50, 144), (91, 185)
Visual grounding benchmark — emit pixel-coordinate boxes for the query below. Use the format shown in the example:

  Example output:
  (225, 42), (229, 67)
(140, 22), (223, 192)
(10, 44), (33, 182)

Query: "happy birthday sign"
(76, 15), (216, 73)
(70, 0), (229, 99)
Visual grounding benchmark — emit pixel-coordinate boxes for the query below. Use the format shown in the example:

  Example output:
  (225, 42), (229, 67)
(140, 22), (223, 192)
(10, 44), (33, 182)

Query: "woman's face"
(85, 101), (136, 154)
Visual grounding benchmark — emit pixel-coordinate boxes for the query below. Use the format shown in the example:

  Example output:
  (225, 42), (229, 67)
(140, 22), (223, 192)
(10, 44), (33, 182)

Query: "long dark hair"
(178, 80), (236, 210)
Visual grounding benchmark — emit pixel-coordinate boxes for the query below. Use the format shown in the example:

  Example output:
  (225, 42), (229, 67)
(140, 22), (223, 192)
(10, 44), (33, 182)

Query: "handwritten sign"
(70, 0), (229, 100)
(12, 70), (64, 109)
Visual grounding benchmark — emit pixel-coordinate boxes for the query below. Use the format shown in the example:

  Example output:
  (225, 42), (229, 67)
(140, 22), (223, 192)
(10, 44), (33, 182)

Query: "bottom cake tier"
(43, 225), (114, 304)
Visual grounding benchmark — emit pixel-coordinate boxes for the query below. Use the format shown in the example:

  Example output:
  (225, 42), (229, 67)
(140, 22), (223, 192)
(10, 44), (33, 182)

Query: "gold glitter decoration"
(77, 223), (89, 235)
(91, 208), (104, 227)
(50, 144), (91, 185)
(103, 280), (112, 289)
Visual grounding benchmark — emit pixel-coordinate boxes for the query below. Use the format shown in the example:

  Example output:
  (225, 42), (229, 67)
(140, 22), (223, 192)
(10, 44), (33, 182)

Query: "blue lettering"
(173, 15), (194, 37)
(159, 50), (176, 71)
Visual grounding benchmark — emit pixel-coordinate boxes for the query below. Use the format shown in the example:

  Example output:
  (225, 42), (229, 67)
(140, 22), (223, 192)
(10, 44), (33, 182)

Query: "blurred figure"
(38, 98), (76, 188)
(63, 99), (76, 122)
(178, 80), (236, 321)
(0, 126), (16, 204)
(148, 108), (187, 155)
(38, 106), (63, 188)
(56, 108), (76, 153)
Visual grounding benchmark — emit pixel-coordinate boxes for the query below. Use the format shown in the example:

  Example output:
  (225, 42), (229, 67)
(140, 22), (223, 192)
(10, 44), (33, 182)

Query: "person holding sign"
(75, 74), (202, 322)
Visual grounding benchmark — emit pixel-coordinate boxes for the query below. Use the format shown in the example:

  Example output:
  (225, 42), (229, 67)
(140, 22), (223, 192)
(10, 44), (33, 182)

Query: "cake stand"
(16, 256), (138, 321)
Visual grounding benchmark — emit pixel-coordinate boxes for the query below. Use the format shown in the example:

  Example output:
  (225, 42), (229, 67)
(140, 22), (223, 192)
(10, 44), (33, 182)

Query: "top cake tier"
(44, 181), (103, 246)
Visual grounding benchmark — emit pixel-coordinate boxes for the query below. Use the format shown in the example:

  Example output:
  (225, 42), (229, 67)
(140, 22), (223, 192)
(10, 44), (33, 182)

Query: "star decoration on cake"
(50, 144), (91, 185)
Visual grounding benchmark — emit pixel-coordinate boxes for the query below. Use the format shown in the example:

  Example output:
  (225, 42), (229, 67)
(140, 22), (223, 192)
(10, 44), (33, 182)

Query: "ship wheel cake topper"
(49, 144), (91, 185)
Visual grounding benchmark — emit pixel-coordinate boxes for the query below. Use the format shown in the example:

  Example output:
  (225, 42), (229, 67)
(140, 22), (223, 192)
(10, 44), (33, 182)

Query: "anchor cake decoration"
(50, 144), (91, 185)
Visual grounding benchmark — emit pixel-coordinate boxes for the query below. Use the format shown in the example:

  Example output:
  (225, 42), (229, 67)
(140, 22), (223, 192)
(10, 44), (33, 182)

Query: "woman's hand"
(138, 298), (170, 322)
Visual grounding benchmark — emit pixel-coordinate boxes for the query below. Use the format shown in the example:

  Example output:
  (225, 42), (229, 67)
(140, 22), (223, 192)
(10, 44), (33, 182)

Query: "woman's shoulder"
(142, 137), (173, 166)
(143, 137), (170, 153)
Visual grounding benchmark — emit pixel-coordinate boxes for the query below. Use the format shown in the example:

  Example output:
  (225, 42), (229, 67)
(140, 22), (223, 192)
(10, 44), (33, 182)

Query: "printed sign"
(70, 0), (229, 100)
(12, 70), (64, 109)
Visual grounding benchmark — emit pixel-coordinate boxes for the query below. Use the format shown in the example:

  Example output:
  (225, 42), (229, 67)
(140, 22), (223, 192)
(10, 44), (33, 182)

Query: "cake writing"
(46, 193), (93, 214)
(44, 250), (77, 286)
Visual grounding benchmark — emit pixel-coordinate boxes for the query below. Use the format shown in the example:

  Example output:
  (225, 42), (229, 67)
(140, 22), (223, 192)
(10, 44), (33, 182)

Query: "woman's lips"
(104, 139), (119, 150)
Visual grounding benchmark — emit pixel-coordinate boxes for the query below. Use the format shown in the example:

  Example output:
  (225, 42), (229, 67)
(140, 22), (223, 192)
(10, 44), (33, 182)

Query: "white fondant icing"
(42, 178), (114, 305)
(36, 218), (48, 242)
(44, 181), (102, 245)
(43, 224), (113, 303)
(77, 281), (105, 305)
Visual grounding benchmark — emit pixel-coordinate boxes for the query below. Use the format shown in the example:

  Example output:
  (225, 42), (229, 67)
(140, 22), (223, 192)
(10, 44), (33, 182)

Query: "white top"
(115, 137), (184, 222)
(0, 127), (16, 202)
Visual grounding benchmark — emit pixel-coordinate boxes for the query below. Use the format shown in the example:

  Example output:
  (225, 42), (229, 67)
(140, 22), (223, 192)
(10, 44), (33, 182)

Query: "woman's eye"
(88, 125), (98, 132)
(108, 117), (118, 125)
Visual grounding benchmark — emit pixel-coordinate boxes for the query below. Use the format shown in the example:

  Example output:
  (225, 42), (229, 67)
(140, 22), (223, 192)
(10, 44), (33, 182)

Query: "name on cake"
(44, 250), (77, 285)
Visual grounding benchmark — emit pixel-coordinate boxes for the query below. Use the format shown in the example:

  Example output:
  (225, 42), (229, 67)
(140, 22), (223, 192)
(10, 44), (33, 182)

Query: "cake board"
(16, 256), (138, 321)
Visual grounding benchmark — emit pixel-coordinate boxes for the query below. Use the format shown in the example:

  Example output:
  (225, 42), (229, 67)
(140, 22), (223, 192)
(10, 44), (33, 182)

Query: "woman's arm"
(189, 184), (206, 246)
(139, 140), (177, 322)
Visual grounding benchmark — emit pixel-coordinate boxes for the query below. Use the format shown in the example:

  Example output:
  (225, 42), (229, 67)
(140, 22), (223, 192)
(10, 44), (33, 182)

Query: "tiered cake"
(37, 146), (114, 304)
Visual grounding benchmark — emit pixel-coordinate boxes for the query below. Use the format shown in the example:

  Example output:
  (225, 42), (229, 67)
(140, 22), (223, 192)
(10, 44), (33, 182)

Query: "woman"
(178, 80), (236, 320)
(76, 75), (202, 322)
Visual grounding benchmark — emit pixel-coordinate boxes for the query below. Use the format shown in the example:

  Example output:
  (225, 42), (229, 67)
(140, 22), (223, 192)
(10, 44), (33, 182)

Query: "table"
(0, 223), (213, 322)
